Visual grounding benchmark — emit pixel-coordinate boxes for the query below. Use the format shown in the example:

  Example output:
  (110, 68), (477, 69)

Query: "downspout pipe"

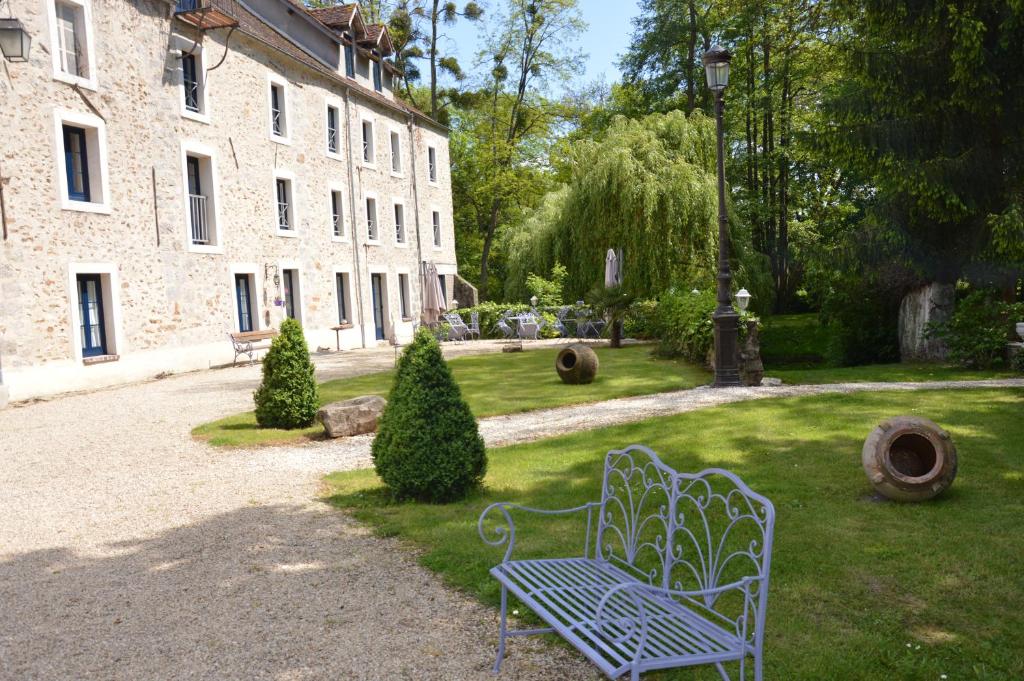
(407, 114), (425, 315)
(343, 87), (367, 348)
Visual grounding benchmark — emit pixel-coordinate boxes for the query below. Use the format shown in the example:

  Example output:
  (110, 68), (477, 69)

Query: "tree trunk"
(430, 0), (439, 118)
(685, 1), (697, 113)
(479, 198), (501, 300)
(776, 62), (791, 312)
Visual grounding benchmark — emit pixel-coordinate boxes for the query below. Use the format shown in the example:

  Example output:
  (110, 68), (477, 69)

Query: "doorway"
(370, 273), (386, 341)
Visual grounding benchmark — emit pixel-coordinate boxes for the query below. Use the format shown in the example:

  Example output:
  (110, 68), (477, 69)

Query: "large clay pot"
(862, 416), (957, 502)
(556, 344), (599, 384)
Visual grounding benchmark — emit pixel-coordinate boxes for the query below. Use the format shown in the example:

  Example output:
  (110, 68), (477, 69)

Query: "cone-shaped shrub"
(372, 328), (486, 502)
(253, 318), (320, 429)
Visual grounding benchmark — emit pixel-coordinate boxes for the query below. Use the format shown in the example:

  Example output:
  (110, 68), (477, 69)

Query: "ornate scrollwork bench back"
(596, 445), (776, 650)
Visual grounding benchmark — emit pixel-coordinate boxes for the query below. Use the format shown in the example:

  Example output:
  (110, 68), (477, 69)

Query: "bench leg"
(493, 584), (508, 674)
(715, 662), (733, 681)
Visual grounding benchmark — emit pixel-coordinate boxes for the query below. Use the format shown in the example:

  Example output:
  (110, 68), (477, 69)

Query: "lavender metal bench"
(478, 445), (775, 680)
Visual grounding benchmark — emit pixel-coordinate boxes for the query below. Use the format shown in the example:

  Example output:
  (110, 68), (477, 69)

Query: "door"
(370, 273), (385, 340)
(234, 273), (253, 332)
(76, 274), (107, 357)
(282, 269), (296, 320)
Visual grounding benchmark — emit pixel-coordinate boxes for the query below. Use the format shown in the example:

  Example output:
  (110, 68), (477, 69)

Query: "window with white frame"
(326, 104), (340, 154)
(331, 189), (344, 238)
(335, 271), (351, 323)
(362, 120), (374, 163)
(54, 109), (108, 212)
(390, 131), (401, 173)
(427, 146), (437, 182)
(398, 273), (411, 320)
(365, 196), (378, 240)
(276, 177), (295, 232)
(183, 147), (219, 249)
(432, 210), (441, 247)
(50, 0), (95, 88)
(268, 77), (289, 141)
(393, 202), (405, 244)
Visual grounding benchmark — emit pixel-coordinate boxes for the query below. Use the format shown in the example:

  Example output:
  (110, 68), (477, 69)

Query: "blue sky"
(441, 0), (642, 91)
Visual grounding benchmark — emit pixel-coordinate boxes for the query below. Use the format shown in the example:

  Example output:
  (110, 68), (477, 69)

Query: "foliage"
(623, 299), (659, 340)
(525, 263), (567, 307)
(385, 0), (483, 119)
(653, 288), (757, 364)
(759, 313), (834, 368)
(464, 0), (586, 299)
(819, 273), (903, 367)
(328, 388), (1024, 680)
(822, 0), (1024, 284)
(505, 111), (724, 301)
(928, 290), (1024, 369)
(253, 319), (319, 429)
(586, 284), (636, 348)
(372, 329), (486, 502)
(1013, 350), (1024, 375)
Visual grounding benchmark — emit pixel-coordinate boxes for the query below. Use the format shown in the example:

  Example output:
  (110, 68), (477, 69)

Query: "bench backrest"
(595, 445), (775, 641)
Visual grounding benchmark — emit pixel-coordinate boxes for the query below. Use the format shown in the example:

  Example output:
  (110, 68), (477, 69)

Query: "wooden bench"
(478, 445), (775, 681)
(228, 329), (278, 365)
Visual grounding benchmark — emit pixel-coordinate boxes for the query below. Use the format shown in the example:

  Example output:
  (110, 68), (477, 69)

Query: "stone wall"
(0, 0), (457, 402)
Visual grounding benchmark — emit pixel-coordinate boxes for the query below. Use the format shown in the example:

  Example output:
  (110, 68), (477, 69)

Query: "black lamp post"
(703, 44), (741, 387)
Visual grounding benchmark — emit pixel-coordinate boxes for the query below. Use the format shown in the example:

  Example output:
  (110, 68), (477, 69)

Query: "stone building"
(0, 0), (464, 405)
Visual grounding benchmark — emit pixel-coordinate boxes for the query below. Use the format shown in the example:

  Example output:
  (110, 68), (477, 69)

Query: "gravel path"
(1, 343), (1021, 681)
(0, 345), (599, 681)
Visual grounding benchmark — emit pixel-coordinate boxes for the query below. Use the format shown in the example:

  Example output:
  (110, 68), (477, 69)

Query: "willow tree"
(510, 111), (724, 300)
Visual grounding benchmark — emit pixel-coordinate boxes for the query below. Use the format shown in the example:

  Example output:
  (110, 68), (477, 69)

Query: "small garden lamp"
(0, 17), (31, 62)
(451, 298), (458, 310)
(734, 288), (751, 312)
(530, 295), (538, 307)
(702, 44), (730, 92)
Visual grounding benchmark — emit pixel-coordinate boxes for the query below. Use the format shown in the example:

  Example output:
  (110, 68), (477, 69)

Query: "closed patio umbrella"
(421, 263), (447, 325)
(605, 248), (621, 288)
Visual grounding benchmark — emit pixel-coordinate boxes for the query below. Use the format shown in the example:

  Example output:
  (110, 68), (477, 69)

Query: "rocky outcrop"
(317, 396), (387, 438)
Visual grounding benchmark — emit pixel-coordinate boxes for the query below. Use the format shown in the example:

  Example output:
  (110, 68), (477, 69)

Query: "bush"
(928, 290), (1024, 369)
(372, 328), (486, 502)
(525, 262), (568, 307)
(253, 318), (319, 429)
(819, 275), (902, 366)
(624, 299), (659, 339)
(653, 289), (757, 364)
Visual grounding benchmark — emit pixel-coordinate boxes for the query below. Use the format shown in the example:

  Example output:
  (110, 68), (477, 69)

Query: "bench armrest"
(478, 501), (600, 564)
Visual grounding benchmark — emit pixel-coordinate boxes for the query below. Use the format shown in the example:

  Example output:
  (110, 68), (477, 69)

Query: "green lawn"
(194, 345), (710, 447)
(325, 388), (1024, 680)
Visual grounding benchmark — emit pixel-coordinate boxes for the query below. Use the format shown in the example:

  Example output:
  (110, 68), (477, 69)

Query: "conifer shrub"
(372, 328), (486, 502)
(253, 318), (320, 429)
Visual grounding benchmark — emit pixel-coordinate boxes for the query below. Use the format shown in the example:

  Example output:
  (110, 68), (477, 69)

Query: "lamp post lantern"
(0, 18), (32, 62)
(703, 44), (741, 387)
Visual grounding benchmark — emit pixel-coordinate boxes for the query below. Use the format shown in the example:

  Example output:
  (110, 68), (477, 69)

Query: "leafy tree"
(525, 262), (567, 306)
(372, 328), (486, 502)
(506, 111), (766, 302)
(472, 0), (586, 300)
(253, 319), (320, 429)
(823, 0), (1024, 290)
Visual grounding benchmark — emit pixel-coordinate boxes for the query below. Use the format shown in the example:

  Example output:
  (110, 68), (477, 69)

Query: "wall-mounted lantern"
(0, 18), (31, 62)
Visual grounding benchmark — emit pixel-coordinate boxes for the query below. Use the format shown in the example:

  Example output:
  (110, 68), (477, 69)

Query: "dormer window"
(372, 55), (382, 92)
(344, 35), (355, 78)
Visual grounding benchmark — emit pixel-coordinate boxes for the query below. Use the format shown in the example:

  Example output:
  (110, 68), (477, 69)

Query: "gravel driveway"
(0, 345), (599, 681)
(2, 342), (1021, 681)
